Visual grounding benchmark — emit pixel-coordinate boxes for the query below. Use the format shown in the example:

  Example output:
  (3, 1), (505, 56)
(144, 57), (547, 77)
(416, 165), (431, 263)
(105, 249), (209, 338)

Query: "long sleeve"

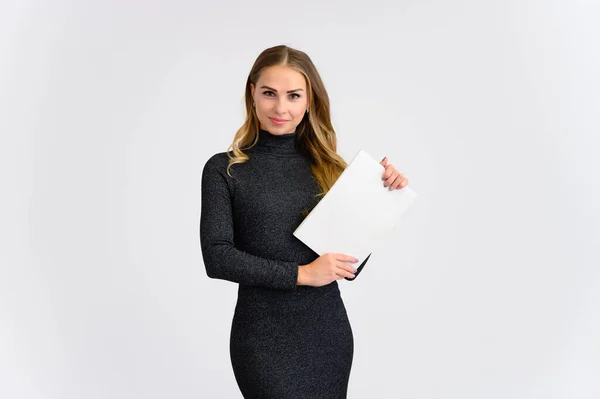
(200, 155), (299, 290)
(345, 253), (370, 281)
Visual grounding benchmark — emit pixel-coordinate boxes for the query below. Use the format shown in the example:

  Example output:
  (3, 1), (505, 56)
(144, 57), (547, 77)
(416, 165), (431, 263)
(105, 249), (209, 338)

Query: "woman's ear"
(250, 83), (255, 98)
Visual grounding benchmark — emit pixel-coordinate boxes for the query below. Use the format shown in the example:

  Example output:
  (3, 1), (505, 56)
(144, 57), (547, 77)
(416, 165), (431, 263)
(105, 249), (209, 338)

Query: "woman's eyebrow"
(260, 85), (305, 93)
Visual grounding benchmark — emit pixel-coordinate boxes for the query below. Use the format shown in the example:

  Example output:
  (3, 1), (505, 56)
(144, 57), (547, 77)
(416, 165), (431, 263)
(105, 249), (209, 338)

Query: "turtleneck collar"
(253, 128), (300, 156)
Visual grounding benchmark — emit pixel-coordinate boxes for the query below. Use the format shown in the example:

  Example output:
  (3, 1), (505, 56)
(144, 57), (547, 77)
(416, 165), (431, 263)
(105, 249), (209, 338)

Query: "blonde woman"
(200, 45), (408, 398)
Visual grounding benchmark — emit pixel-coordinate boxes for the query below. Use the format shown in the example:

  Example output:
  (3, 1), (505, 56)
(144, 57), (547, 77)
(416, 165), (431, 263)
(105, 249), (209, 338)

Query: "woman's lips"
(269, 117), (288, 125)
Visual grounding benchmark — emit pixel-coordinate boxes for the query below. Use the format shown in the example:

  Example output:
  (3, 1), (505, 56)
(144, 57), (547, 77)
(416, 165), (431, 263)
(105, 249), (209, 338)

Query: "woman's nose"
(273, 98), (286, 114)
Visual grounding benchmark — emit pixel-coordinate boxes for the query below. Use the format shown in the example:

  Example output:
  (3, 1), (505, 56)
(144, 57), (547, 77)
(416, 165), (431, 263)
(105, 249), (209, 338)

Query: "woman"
(200, 45), (408, 398)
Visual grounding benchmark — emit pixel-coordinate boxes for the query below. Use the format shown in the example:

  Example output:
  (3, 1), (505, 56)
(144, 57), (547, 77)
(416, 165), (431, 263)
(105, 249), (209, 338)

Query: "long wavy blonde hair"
(226, 45), (347, 199)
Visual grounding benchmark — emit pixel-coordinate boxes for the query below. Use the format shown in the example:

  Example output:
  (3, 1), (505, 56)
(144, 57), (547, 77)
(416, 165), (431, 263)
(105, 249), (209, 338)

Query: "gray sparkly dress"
(200, 129), (370, 398)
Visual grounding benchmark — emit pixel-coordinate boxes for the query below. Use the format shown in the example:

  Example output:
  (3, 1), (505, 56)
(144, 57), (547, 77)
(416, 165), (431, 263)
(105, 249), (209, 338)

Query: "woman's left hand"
(380, 156), (409, 191)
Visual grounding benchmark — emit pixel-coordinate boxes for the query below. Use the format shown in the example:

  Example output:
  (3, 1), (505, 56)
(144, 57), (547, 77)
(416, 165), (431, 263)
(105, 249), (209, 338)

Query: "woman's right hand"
(298, 253), (359, 287)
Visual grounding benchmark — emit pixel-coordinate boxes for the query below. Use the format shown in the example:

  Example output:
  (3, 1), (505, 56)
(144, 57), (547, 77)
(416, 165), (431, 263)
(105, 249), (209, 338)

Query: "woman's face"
(250, 65), (309, 135)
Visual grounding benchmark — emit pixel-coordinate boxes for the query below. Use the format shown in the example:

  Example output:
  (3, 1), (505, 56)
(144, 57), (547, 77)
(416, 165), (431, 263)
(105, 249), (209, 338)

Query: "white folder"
(293, 149), (418, 265)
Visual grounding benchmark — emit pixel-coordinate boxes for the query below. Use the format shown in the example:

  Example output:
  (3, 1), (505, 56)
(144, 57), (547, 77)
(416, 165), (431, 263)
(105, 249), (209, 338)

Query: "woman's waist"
(235, 281), (341, 313)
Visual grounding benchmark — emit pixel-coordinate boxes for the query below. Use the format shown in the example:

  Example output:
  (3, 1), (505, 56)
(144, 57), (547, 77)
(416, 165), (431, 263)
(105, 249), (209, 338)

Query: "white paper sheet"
(293, 149), (418, 265)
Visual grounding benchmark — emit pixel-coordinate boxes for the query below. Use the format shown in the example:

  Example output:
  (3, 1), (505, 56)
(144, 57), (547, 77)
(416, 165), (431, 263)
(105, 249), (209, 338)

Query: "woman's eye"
(289, 93), (301, 100)
(263, 91), (275, 97)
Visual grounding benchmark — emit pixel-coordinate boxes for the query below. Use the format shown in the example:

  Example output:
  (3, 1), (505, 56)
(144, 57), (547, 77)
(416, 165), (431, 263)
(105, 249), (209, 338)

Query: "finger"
(339, 271), (355, 279)
(392, 178), (409, 190)
(336, 265), (356, 279)
(381, 164), (395, 180)
(389, 175), (407, 190)
(381, 164), (392, 180)
(384, 170), (400, 187)
(337, 262), (357, 274)
(333, 253), (358, 264)
(380, 156), (388, 167)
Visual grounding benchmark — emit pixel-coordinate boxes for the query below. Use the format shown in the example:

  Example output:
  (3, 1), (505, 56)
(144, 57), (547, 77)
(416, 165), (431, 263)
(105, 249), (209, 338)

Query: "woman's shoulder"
(202, 149), (259, 181)
(202, 151), (231, 176)
(204, 150), (236, 167)
(205, 151), (231, 163)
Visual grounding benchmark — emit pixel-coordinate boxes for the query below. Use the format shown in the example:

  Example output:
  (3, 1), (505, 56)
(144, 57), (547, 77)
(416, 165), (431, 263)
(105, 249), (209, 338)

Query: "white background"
(1, 1), (599, 398)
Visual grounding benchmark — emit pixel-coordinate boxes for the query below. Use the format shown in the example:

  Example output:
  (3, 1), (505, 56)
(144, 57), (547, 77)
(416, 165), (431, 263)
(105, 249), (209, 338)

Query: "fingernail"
(354, 258), (359, 263)
(381, 156), (386, 162)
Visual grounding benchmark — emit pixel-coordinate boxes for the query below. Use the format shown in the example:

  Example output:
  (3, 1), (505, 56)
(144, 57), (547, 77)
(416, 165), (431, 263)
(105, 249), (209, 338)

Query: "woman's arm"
(200, 154), (299, 290)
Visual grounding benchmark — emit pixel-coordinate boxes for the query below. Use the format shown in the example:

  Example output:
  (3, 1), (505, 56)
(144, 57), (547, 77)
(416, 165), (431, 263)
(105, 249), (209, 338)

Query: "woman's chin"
(269, 123), (295, 134)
